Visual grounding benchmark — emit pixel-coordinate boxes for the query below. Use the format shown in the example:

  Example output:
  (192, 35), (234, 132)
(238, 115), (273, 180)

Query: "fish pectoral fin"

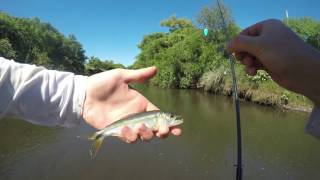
(90, 136), (104, 159)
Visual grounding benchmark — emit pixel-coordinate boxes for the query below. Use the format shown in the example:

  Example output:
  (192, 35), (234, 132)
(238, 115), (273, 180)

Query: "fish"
(88, 110), (183, 159)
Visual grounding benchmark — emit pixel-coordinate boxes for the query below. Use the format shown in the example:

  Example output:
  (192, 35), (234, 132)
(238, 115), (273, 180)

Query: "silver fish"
(88, 110), (183, 159)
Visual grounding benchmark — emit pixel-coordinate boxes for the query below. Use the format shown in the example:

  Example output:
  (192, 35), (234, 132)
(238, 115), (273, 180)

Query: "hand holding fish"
(82, 66), (182, 143)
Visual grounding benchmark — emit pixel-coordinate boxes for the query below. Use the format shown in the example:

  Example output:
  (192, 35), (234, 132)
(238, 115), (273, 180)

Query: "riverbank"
(196, 67), (313, 113)
(142, 66), (313, 113)
(145, 65), (313, 113)
(140, 63), (313, 113)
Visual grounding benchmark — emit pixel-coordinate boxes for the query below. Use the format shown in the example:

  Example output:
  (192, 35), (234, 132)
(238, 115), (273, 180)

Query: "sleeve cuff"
(62, 75), (88, 127)
(306, 106), (320, 139)
(74, 75), (88, 121)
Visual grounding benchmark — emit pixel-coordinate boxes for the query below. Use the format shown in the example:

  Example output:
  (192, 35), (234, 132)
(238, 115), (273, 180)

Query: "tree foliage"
(197, 1), (240, 44)
(160, 16), (194, 32)
(133, 1), (239, 88)
(286, 17), (320, 50)
(0, 12), (86, 73)
(0, 38), (17, 59)
(308, 34), (320, 50)
(85, 56), (125, 76)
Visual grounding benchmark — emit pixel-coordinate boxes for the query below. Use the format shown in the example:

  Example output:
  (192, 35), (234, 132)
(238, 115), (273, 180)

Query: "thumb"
(227, 34), (259, 55)
(124, 66), (157, 83)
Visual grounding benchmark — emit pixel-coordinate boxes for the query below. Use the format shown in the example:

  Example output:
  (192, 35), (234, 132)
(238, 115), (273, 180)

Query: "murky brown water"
(1, 85), (320, 180)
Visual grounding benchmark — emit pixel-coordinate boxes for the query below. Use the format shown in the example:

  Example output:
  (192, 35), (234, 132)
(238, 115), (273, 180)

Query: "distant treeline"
(0, 12), (123, 75)
(132, 1), (320, 110)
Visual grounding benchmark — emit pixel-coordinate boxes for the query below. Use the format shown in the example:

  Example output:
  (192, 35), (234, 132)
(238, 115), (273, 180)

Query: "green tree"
(0, 12), (86, 73)
(287, 17), (320, 40)
(308, 34), (320, 50)
(197, 0), (239, 43)
(85, 56), (124, 76)
(160, 15), (194, 32)
(134, 0), (242, 89)
(134, 15), (226, 88)
(0, 38), (17, 59)
(286, 17), (320, 50)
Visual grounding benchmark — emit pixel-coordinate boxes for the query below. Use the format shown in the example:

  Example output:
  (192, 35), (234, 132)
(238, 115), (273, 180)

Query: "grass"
(198, 67), (313, 112)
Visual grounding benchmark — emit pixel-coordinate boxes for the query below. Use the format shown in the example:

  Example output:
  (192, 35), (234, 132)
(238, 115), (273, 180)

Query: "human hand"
(227, 19), (320, 105)
(82, 67), (181, 142)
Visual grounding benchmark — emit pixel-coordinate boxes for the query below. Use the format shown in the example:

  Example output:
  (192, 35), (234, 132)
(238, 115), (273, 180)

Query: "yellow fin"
(88, 133), (98, 140)
(89, 136), (104, 159)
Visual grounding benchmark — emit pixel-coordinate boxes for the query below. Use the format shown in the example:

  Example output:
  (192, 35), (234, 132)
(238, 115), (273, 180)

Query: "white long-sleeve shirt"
(0, 57), (87, 127)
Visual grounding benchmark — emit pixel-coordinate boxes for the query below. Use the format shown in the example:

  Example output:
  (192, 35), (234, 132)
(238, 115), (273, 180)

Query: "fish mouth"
(173, 116), (183, 125)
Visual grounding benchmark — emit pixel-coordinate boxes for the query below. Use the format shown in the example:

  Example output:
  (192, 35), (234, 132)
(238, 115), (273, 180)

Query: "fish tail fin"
(88, 133), (98, 140)
(89, 134), (105, 159)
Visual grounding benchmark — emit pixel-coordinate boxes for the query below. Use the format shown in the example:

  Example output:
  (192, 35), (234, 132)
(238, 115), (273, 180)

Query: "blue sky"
(1, 0), (319, 66)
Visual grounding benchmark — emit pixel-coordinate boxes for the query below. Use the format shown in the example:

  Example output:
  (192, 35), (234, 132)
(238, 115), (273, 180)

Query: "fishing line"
(216, 0), (243, 179)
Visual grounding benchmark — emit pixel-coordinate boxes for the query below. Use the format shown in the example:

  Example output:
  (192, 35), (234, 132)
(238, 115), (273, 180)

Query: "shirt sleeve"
(306, 106), (320, 139)
(0, 57), (88, 127)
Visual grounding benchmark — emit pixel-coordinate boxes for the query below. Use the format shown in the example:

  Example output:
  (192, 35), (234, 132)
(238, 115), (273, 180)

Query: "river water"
(0, 85), (320, 180)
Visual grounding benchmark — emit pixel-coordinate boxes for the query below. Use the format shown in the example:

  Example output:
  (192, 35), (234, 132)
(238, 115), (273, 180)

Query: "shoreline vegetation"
(1, 1), (319, 112)
(198, 67), (313, 113)
(131, 2), (319, 113)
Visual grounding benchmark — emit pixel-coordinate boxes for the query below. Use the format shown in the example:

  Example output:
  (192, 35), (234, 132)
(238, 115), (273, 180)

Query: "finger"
(229, 21), (263, 54)
(240, 54), (265, 71)
(240, 21), (263, 36)
(234, 52), (246, 61)
(245, 66), (257, 76)
(134, 123), (153, 141)
(156, 125), (169, 138)
(124, 67), (157, 83)
(227, 34), (259, 55)
(120, 126), (138, 143)
(252, 57), (265, 70)
(242, 55), (254, 67)
(170, 127), (182, 136)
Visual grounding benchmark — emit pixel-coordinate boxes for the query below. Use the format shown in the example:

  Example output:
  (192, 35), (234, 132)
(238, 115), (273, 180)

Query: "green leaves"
(0, 12), (86, 73)
(160, 15), (194, 32)
(133, 14), (231, 89)
(85, 57), (124, 76)
(197, 0), (238, 43)
(0, 38), (17, 59)
(286, 17), (320, 50)
(132, 1), (241, 89)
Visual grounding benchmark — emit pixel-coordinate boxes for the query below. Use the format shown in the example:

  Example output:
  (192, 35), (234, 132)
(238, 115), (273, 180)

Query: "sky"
(1, 0), (320, 66)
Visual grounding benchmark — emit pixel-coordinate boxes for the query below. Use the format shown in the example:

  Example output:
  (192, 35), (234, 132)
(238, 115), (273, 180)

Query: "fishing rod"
(216, 0), (243, 179)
